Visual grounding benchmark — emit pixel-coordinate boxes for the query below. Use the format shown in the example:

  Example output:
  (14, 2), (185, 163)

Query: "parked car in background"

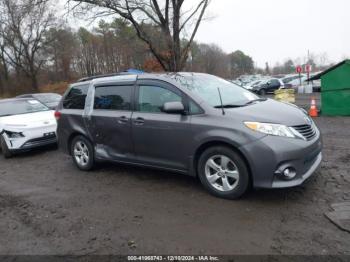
(311, 79), (321, 92)
(244, 79), (264, 90)
(251, 78), (285, 95)
(272, 74), (286, 79)
(282, 74), (307, 88)
(0, 98), (57, 158)
(16, 93), (62, 110)
(308, 72), (322, 92)
(56, 72), (322, 199)
(230, 80), (244, 87)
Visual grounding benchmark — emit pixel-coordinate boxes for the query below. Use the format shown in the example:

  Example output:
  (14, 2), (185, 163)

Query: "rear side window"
(63, 85), (89, 110)
(94, 86), (132, 111)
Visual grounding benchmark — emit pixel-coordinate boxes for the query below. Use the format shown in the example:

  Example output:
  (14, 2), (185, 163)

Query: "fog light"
(282, 168), (297, 180)
(275, 167), (297, 181)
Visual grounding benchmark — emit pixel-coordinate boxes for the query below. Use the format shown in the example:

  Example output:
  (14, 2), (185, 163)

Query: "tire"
(198, 146), (250, 200)
(258, 89), (266, 96)
(70, 135), (94, 171)
(0, 135), (13, 159)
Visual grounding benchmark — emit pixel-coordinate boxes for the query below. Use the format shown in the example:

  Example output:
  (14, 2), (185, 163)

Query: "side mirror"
(163, 101), (185, 114)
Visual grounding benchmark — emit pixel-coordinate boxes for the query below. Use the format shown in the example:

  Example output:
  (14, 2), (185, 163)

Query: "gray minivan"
(55, 73), (322, 199)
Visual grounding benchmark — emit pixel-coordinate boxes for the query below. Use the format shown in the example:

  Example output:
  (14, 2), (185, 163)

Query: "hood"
(0, 110), (56, 130)
(226, 99), (310, 126)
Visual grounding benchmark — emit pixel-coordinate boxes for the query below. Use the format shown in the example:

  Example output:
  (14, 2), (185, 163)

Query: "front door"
(88, 84), (134, 160)
(131, 80), (192, 171)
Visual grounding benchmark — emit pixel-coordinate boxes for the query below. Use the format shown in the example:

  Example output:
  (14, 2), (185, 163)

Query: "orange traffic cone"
(309, 97), (318, 117)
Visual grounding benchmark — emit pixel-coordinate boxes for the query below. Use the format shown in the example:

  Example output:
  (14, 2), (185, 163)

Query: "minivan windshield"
(170, 73), (260, 108)
(0, 99), (49, 117)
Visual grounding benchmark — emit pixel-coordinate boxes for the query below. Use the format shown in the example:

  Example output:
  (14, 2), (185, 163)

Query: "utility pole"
(307, 50), (310, 84)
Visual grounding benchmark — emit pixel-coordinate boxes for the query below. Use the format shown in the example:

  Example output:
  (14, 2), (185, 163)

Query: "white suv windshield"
(34, 94), (61, 103)
(171, 73), (259, 107)
(0, 99), (49, 117)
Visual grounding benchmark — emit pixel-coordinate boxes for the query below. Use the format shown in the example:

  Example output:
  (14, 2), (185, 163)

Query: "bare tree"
(69, 0), (210, 72)
(190, 43), (229, 78)
(228, 50), (254, 78)
(0, 0), (56, 91)
(0, 33), (10, 94)
(45, 26), (78, 80)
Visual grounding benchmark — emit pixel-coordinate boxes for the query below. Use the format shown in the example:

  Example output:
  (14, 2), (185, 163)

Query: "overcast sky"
(195, 0), (350, 67)
(63, 0), (350, 68)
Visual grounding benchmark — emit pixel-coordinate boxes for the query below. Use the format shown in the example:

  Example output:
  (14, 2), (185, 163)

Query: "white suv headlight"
(244, 122), (296, 138)
(4, 130), (25, 139)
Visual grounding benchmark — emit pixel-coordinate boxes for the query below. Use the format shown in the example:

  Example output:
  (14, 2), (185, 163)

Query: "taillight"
(54, 111), (61, 121)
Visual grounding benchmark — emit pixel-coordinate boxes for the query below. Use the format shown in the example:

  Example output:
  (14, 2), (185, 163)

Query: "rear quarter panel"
(57, 109), (88, 154)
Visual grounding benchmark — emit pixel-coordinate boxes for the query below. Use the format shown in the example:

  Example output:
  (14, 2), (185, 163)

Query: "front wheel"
(71, 135), (94, 171)
(0, 135), (13, 158)
(198, 146), (250, 199)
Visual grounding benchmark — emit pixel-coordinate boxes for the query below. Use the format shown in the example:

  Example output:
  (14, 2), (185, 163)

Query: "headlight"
(244, 122), (296, 138)
(4, 130), (25, 139)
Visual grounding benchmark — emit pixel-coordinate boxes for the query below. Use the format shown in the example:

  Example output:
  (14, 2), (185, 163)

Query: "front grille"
(292, 124), (316, 141)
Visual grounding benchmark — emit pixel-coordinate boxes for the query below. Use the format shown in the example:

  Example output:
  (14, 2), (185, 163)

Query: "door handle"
(118, 116), (129, 124)
(134, 117), (145, 125)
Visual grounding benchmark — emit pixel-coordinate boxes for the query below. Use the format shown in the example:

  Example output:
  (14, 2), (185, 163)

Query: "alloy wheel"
(205, 155), (240, 192)
(74, 141), (90, 167)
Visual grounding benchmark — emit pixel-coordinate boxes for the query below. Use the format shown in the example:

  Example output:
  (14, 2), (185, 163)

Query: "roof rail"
(77, 72), (135, 82)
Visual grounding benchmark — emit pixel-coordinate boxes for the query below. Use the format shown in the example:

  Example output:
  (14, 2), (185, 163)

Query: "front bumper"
(239, 128), (323, 189)
(2, 124), (57, 152)
(19, 134), (57, 150)
(271, 152), (322, 188)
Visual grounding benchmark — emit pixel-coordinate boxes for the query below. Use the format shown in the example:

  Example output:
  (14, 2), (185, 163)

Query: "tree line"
(0, 0), (333, 96)
(0, 0), (252, 95)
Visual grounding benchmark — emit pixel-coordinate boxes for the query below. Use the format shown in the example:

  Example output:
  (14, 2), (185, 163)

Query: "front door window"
(138, 85), (182, 113)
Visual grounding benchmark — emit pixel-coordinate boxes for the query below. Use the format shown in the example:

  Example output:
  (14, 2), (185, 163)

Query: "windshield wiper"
(244, 98), (267, 106)
(214, 104), (245, 109)
(214, 98), (267, 109)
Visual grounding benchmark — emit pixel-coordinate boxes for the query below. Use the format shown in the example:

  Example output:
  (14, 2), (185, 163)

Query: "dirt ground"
(0, 96), (349, 255)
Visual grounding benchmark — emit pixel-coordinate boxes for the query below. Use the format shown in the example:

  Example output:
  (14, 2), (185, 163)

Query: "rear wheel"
(198, 146), (250, 199)
(71, 135), (94, 171)
(0, 135), (13, 158)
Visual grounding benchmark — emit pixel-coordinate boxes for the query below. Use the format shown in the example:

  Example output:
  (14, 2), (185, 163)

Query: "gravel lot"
(0, 94), (349, 255)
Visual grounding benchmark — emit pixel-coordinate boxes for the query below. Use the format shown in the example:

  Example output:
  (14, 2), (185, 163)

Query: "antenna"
(217, 87), (225, 115)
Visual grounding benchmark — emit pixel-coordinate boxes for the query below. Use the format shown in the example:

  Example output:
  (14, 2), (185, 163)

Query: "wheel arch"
(193, 140), (253, 185)
(67, 131), (92, 155)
